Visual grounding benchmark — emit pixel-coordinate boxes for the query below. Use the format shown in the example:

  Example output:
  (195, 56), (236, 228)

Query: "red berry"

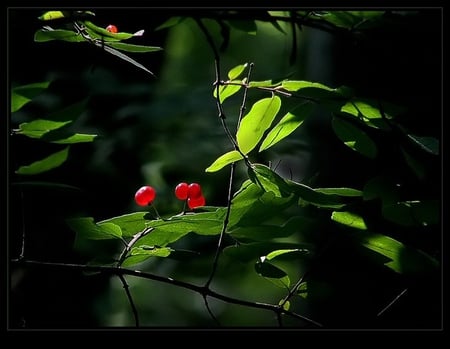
(106, 24), (118, 33)
(175, 182), (189, 200)
(187, 195), (205, 209)
(188, 183), (202, 199)
(134, 185), (156, 206)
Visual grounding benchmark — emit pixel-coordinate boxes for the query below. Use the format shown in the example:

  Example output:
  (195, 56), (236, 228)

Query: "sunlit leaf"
(355, 232), (439, 274)
(331, 211), (367, 230)
(205, 150), (245, 172)
(15, 147), (70, 175)
(228, 63), (248, 80)
(237, 96), (282, 154)
(255, 259), (290, 289)
(17, 119), (72, 138)
(213, 81), (243, 103)
(297, 282), (308, 298)
(332, 116), (377, 158)
(224, 242), (311, 263)
(266, 248), (308, 260)
(130, 245), (173, 257)
(281, 80), (335, 92)
(279, 300), (290, 311)
(34, 28), (86, 43)
(259, 102), (313, 152)
(11, 81), (51, 112)
(315, 187), (363, 196)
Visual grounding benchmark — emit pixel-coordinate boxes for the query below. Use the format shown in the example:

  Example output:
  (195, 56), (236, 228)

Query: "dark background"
(7, 8), (442, 329)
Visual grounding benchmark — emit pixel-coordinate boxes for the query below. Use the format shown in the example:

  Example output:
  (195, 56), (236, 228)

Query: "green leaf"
(83, 20), (137, 40)
(297, 282), (308, 298)
(66, 217), (123, 240)
(48, 133), (97, 144)
(248, 163), (292, 197)
(34, 28), (86, 43)
(255, 259), (290, 289)
(355, 232), (439, 274)
(130, 245), (173, 257)
(15, 147), (70, 175)
(227, 63), (248, 80)
(17, 119), (72, 138)
(266, 248), (308, 260)
(314, 187), (363, 197)
(98, 212), (149, 238)
(259, 102), (314, 152)
(11, 81), (51, 112)
(205, 150), (245, 172)
(155, 17), (186, 31)
(281, 80), (335, 92)
(331, 211), (367, 230)
(136, 211), (224, 247)
(237, 96), (282, 154)
(226, 20), (257, 35)
(332, 117), (377, 158)
(248, 80), (280, 88)
(286, 179), (346, 209)
(229, 216), (316, 241)
(382, 200), (439, 227)
(213, 81), (242, 103)
(363, 176), (399, 203)
(279, 300), (290, 311)
(105, 42), (163, 53)
(224, 242), (311, 263)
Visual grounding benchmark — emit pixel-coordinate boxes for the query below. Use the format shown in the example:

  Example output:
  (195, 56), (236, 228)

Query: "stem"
(377, 288), (408, 317)
(118, 274), (140, 327)
(117, 227), (153, 267)
(11, 258), (323, 328)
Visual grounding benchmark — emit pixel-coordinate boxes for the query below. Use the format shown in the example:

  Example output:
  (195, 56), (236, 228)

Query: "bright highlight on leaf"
(205, 150), (245, 172)
(237, 96), (281, 154)
(15, 147), (70, 175)
(331, 211), (367, 230)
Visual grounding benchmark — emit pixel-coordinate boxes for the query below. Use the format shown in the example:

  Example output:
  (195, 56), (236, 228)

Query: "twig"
(117, 227), (154, 267)
(11, 258), (322, 328)
(203, 295), (221, 326)
(118, 274), (140, 327)
(377, 288), (408, 317)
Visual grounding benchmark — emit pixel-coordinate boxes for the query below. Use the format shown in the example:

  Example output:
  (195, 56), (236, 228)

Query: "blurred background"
(8, 9), (442, 328)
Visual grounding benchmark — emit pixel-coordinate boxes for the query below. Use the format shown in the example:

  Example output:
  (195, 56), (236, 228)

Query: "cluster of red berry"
(134, 182), (205, 210)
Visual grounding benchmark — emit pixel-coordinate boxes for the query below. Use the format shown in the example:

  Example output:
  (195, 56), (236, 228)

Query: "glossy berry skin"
(187, 195), (205, 209)
(175, 182), (189, 200)
(106, 24), (118, 33)
(188, 183), (202, 199)
(135, 185), (156, 206)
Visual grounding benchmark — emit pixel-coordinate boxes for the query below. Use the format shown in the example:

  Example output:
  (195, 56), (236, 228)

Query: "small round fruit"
(106, 24), (118, 33)
(187, 195), (205, 209)
(175, 182), (189, 200)
(134, 185), (156, 206)
(188, 183), (202, 199)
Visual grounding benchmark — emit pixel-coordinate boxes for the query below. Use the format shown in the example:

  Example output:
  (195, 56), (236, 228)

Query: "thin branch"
(203, 295), (221, 326)
(117, 227), (154, 267)
(118, 274), (140, 327)
(377, 288), (408, 317)
(19, 190), (25, 260)
(11, 258), (322, 328)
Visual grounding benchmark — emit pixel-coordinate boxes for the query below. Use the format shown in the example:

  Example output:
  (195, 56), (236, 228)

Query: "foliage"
(9, 9), (441, 328)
